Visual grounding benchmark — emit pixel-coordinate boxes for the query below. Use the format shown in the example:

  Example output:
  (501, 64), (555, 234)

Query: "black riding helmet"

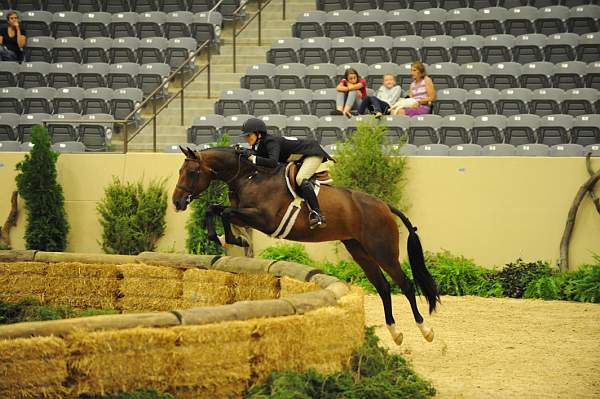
(241, 117), (268, 137)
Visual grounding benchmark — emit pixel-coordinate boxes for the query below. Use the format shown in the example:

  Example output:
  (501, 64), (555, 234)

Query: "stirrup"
(308, 210), (327, 230)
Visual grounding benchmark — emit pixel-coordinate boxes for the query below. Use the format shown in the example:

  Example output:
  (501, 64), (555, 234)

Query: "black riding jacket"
(252, 134), (334, 168)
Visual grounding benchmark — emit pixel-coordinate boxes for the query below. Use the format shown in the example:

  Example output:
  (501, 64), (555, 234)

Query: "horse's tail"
(388, 204), (440, 314)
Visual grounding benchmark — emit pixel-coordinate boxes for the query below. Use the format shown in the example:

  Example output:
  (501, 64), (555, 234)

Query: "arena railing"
(232, 0), (286, 73)
(42, 39), (213, 153)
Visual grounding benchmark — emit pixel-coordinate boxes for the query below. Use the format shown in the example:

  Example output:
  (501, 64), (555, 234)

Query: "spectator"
(335, 68), (367, 118)
(357, 73), (403, 118)
(390, 62), (435, 117)
(0, 11), (27, 62)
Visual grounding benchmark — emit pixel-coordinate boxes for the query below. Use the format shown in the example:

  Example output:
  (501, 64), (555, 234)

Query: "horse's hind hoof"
(387, 324), (403, 346)
(417, 323), (434, 342)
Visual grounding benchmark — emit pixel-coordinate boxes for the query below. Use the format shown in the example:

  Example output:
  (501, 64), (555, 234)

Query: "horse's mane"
(198, 146), (284, 176)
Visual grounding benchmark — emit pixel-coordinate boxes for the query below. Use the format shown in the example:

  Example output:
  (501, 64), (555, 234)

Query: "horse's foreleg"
(204, 204), (226, 244)
(221, 207), (264, 248)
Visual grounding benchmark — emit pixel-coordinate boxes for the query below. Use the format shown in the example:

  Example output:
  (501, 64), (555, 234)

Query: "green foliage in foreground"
(88, 390), (175, 399)
(246, 327), (435, 399)
(260, 243), (600, 303)
(0, 298), (117, 324)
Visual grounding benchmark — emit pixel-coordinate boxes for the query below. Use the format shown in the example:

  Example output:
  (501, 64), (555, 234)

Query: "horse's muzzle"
(173, 196), (189, 212)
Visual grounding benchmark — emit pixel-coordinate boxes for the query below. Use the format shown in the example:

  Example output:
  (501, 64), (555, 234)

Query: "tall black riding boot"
(299, 180), (327, 230)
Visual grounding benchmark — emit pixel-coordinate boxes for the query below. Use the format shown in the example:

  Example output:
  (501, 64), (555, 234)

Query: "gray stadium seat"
(279, 89), (312, 116)
(488, 62), (521, 90)
(576, 32), (600, 63)
(421, 34), (453, 64)
(188, 114), (224, 144)
(512, 33), (546, 64)
(379, 0), (409, 10)
(48, 62), (80, 89)
(110, 12), (138, 38)
(549, 143), (584, 156)
(82, 37), (112, 64)
(241, 63), (276, 91)
(380, 115), (410, 141)
(164, 143), (195, 153)
(215, 88), (250, 116)
(482, 143), (516, 156)
(410, 0), (439, 12)
(111, 87), (143, 122)
(496, 88), (532, 116)
(102, 0), (131, 13)
(360, 35), (392, 64)
(449, 143), (482, 155)
(259, 114), (287, 136)
(544, 32), (579, 63)
(409, 114), (442, 145)
(21, 10), (52, 37)
(284, 115), (319, 140)
(324, 10), (356, 39)
(190, 11), (222, 51)
(0, 141), (20, 151)
(80, 113), (113, 151)
(337, 62), (370, 83)
(428, 62), (459, 90)
(166, 37), (197, 71)
(349, 0), (379, 12)
(80, 11), (111, 39)
(440, 114), (473, 145)
(133, 0), (158, 12)
(316, 115), (348, 145)
(274, 63), (306, 90)
(310, 88), (338, 117)
(14, 0), (44, 12)
(74, 0), (101, 12)
(51, 141), (85, 153)
(24, 36), (54, 63)
(23, 87), (56, 114)
(452, 34), (484, 64)
(472, 114), (506, 145)
(82, 87), (113, 115)
(222, 114), (255, 144)
(18, 62), (50, 89)
(567, 5), (600, 35)
(0, 113), (19, 141)
(562, 88), (599, 116)
(391, 35), (423, 65)
(317, 0), (348, 12)
(110, 37), (140, 64)
(445, 8), (478, 37)
(138, 63), (170, 97)
(138, 36), (169, 64)
(353, 9), (387, 38)
(0, 87), (24, 114)
(78, 62), (110, 89)
(457, 62), (490, 90)
(48, 113), (80, 143)
(300, 37), (332, 65)
(304, 63), (337, 90)
(505, 114), (540, 145)
(482, 34), (515, 64)
(536, 6), (570, 35)
(0, 62), (19, 88)
(248, 89), (281, 117)
(553, 61), (586, 90)
(164, 11), (193, 39)
(530, 88), (564, 116)
(504, 6), (537, 36)
(399, 143), (418, 155)
(538, 114), (573, 145)
(137, 11), (166, 39)
(465, 88), (500, 116)
(188, 0), (216, 13)
(415, 8), (446, 38)
(396, 62), (417, 90)
(293, 10), (326, 39)
(18, 113), (52, 143)
(157, 0), (186, 12)
(584, 144), (600, 156)
(475, 7), (508, 37)
(267, 37), (301, 65)
(384, 9), (417, 37)
(571, 114), (600, 145)
(367, 62), (401, 88)
(434, 87), (467, 115)
(585, 61), (600, 90)
(53, 87), (84, 114)
(515, 143), (550, 156)
(107, 62), (140, 89)
(52, 36), (84, 63)
(52, 11), (82, 38)
(417, 143), (450, 155)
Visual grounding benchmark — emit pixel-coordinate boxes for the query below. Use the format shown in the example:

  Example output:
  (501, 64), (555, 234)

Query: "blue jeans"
(336, 90), (359, 110)
(0, 46), (18, 61)
(358, 96), (390, 115)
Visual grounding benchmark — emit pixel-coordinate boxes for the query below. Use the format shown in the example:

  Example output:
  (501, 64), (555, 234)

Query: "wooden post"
(0, 191), (18, 249)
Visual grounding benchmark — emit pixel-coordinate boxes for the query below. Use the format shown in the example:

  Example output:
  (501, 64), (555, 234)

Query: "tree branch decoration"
(0, 191), (18, 250)
(560, 154), (600, 271)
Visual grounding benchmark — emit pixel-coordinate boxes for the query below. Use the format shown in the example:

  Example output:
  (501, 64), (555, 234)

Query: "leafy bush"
(246, 327), (435, 399)
(0, 298), (117, 324)
(15, 125), (69, 251)
(186, 136), (229, 255)
(321, 260), (402, 295)
(97, 177), (168, 255)
(524, 275), (565, 300)
(259, 243), (315, 266)
(89, 390), (175, 399)
(497, 259), (553, 298)
(561, 265), (600, 303)
(331, 117), (407, 206)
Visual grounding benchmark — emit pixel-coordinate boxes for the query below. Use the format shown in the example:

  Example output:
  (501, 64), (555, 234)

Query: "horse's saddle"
(285, 161), (333, 197)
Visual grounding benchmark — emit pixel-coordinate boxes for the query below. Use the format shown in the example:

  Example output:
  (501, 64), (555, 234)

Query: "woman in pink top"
(336, 68), (367, 118)
(392, 62), (436, 117)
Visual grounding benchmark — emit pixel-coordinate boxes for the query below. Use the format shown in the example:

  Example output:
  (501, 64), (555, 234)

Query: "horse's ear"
(179, 145), (189, 157)
(186, 147), (198, 160)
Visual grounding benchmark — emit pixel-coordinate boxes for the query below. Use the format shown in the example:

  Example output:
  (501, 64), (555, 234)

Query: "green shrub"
(259, 243), (315, 266)
(523, 275), (564, 300)
(186, 136), (230, 255)
(561, 265), (600, 303)
(497, 259), (553, 298)
(321, 260), (402, 295)
(0, 298), (117, 324)
(331, 117), (407, 206)
(246, 327), (435, 399)
(88, 390), (175, 399)
(97, 177), (168, 255)
(15, 125), (69, 251)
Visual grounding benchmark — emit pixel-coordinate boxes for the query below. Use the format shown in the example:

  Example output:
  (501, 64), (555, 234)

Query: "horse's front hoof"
(387, 324), (403, 346)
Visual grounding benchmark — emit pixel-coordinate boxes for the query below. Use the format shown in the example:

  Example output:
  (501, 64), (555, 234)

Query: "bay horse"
(172, 146), (439, 345)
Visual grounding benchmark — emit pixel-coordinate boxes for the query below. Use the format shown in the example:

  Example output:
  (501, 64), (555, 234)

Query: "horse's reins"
(176, 151), (242, 201)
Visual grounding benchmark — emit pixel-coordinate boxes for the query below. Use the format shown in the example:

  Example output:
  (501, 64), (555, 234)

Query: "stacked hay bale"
(117, 264), (183, 312)
(279, 276), (321, 297)
(0, 336), (68, 398)
(233, 272), (280, 301)
(182, 269), (236, 307)
(0, 262), (47, 302)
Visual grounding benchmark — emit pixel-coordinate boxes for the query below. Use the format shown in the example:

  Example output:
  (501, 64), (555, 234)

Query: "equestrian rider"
(241, 118), (334, 230)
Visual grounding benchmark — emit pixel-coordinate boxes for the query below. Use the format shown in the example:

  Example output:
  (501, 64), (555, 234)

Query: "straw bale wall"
(0, 250), (364, 398)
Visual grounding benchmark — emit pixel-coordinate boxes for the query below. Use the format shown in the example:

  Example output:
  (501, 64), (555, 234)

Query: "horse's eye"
(186, 169), (199, 179)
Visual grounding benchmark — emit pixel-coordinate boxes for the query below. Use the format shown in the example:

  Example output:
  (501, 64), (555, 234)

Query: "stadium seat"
(188, 0), (215, 13)
(505, 113), (540, 145)
(241, 63), (276, 90)
(409, 114), (442, 145)
(110, 37), (140, 64)
(78, 62), (110, 89)
(571, 114), (600, 145)
(48, 113), (80, 143)
(495, 88), (531, 116)
(488, 62), (521, 90)
(433, 87), (467, 115)
(24, 36), (54, 63)
(138, 37), (169, 64)
(549, 143), (584, 156)
(267, 38), (301, 65)
(79, 113), (114, 151)
(380, 115), (411, 141)
(475, 7), (508, 37)
(391, 35), (423, 65)
(411, 0), (439, 12)
(530, 88), (564, 116)
(472, 114), (506, 145)
(222, 114), (256, 144)
(110, 87), (143, 122)
(279, 89), (312, 116)
(0, 87), (24, 115)
(316, 115), (348, 145)
(512, 34), (546, 64)
(0, 113), (19, 141)
(53, 87), (85, 114)
(515, 143), (550, 156)
(23, 87), (55, 114)
(353, 9), (387, 38)
(52, 141), (86, 153)
(428, 62), (459, 89)
(337, 62), (370, 83)
(247, 90), (281, 117)
(584, 144), (600, 156)
(18, 113), (52, 143)
(304, 63), (337, 90)
(445, 8), (478, 37)
(80, 11), (111, 39)
(452, 35), (484, 64)
(188, 114), (224, 144)
(440, 114), (473, 145)
(465, 88), (499, 116)
(166, 37), (198, 71)
(0, 62), (19, 88)
(562, 87), (599, 116)
(457, 62), (490, 90)
(191, 11), (222, 51)
(324, 10), (356, 39)
(585, 61), (600, 89)
(82, 37), (112, 63)
(21, 10), (52, 37)
(137, 63), (170, 97)
(310, 88), (338, 117)
(538, 114), (573, 145)
(52, 12), (82, 38)
(449, 143), (482, 155)
(13, 0), (44, 12)
(384, 9), (417, 37)
(164, 11), (193, 39)
(18, 62), (50, 89)
(481, 34), (515, 64)
(102, 0), (131, 13)
(107, 62), (140, 89)
(82, 87), (113, 114)
(132, 0), (158, 12)
(421, 35), (453, 64)
(567, 5), (600, 35)
(284, 115), (319, 140)
(545, 33), (579, 63)
(481, 143), (516, 156)
(504, 6), (538, 36)
(48, 62), (79, 89)
(553, 61), (586, 90)
(520, 62), (554, 90)
(366, 62), (401, 88)
(159, 0), (188, 13)
(215, 88), (251, 116)
(259, 114), (287, 136)
(273, 64), (306, 90)
(110, 12), (138, 38)
(137, 11), (166, 39)
(417, 143), (450, 155)
(415, 8), (446, 38)
(576, 32), (600, 63)
(51, 36), (84, 63)
(293, 11), (326, 39)
(360, 35), (392, 64)
(74, 0), (101, 13)
(300, 37), (332, 65)
(317, 0), (348, 12)
(536, 6), (570, 35)
(349, 0), (378, 12)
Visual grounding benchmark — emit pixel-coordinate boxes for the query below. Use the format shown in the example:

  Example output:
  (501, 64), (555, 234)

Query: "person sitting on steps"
(242, 117), (334, 230)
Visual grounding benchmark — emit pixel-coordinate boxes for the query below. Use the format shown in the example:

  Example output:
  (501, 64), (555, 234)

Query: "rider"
(241, 118), (333, 230)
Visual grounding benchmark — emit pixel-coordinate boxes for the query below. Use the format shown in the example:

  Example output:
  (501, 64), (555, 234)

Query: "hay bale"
(0, 262), (48, 302)
(0, 250), (36, 262)
(268, 261), (321, 282)
(182, 269), (235, 307)
(136, 252), (218, 269)
(211, 256), (274, 274)
(233, 272), (280, 301)
(117, 264), (183, 312)
(45, 262), (120, 309)
(35, 251), (136, 264)
(171, 322), (254, 398)
(0, 336), (68, 398)
(282, 289), (337, 314)
(119, 297), (184, 312)
(279, 276), (321, 297)
(118, 263), (183, 280)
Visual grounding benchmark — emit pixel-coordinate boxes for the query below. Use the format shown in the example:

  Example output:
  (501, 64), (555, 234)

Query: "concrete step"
(217, 46), (271, 56)
(211, 54), (266, 65)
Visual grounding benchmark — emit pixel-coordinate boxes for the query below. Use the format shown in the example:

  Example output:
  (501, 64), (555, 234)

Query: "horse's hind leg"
(342, 239), (404, 346)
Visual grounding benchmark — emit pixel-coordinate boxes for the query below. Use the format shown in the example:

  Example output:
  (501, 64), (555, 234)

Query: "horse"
(172, 146), (440, 345)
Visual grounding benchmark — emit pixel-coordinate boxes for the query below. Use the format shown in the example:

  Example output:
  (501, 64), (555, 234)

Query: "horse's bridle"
(175, 151), (243, 201)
